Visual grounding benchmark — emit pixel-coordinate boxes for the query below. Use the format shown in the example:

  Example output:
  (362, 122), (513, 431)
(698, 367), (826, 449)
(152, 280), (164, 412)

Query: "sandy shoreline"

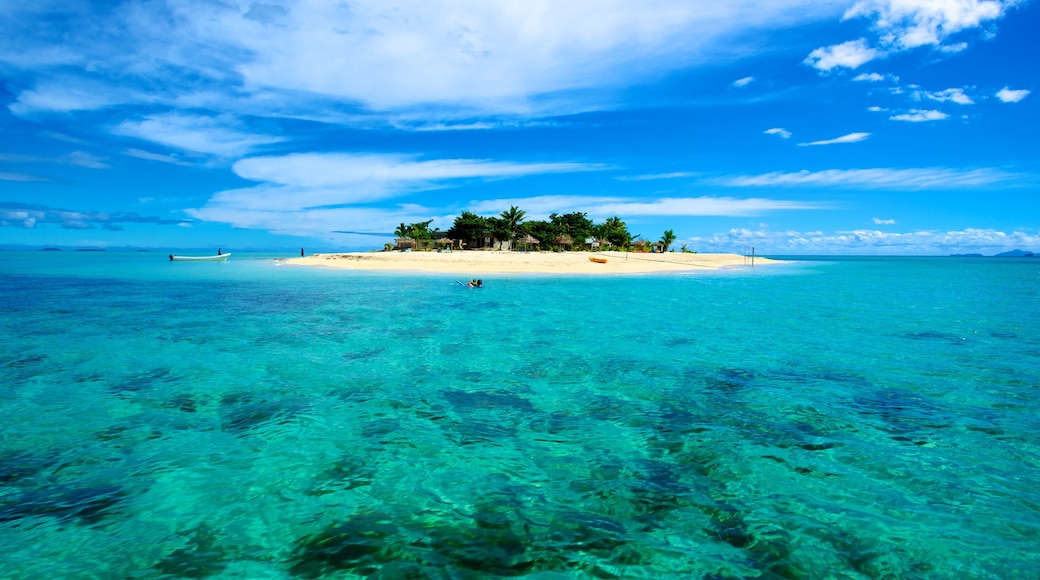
(283, 250), (775, 275)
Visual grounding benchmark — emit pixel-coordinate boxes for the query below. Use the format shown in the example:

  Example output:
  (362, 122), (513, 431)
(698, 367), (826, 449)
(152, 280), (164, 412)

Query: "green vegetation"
(395, 207), (683, 252)
(660, 229), (677, 252)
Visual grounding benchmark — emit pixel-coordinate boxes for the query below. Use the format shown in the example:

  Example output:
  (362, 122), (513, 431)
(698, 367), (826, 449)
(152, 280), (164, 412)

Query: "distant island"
(950, 249), (1034, 257)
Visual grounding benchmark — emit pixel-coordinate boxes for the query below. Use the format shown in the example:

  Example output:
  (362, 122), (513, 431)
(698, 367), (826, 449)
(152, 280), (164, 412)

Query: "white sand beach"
(284, 250), (774, 275)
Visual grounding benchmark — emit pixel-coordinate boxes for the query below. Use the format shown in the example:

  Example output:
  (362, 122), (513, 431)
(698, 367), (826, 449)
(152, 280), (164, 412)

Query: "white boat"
(169, 253), (230, 262)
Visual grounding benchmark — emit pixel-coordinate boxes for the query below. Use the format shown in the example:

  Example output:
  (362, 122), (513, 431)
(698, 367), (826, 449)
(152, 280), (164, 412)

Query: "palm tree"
(500, 205), (527, 248)
(394, 223), (410, 239)
(660, 229), (677, 252)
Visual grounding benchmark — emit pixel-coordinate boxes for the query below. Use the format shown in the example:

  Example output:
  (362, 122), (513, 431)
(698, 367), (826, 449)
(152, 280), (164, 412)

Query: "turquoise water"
(1, 251), (1038, 578)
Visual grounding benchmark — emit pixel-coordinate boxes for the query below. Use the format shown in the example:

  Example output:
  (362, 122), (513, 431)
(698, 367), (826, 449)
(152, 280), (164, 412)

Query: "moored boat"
(589, 256), (607, 264)
(169, 253), (230, 262)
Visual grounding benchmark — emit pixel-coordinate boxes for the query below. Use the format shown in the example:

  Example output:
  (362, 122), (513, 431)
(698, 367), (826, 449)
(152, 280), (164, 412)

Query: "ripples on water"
(1, 253), (1038, 578)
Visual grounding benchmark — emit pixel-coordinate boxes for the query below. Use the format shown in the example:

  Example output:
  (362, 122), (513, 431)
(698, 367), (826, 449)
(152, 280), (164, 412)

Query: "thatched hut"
(395, 238), (417, 251)
(517, 234), (540, 251)
(555, 235), (573, 250)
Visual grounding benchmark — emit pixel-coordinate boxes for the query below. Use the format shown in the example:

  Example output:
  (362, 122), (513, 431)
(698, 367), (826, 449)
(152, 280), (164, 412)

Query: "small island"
(291, 206), (773, 274)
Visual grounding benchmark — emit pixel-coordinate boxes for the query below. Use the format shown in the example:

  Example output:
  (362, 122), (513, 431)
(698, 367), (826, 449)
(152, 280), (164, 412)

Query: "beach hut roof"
(436, 237), (452, 243)
(555, 234), (573, 244)
(518, 234), (540, 244)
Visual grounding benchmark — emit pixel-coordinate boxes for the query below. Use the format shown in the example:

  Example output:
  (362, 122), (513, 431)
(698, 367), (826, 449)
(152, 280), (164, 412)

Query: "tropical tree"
(596, 216), (632, 248)
(408, 219), (434, 249)
(522, 219), (557, 250)
(394, 222), (410, 239)
(447, 211), (488, 248)
(500, 205), (527, 247)
(660, 229), (677, 252)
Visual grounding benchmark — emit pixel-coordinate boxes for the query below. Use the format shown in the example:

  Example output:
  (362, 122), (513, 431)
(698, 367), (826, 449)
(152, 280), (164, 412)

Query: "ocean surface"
(1, 251), (1038, 579)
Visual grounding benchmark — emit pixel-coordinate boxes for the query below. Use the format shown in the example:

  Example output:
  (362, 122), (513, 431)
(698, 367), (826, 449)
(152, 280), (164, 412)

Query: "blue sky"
(1, 0), (1037, 255)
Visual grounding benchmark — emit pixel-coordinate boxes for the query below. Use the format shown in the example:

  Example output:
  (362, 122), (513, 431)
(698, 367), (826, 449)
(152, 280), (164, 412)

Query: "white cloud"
(996, 87), (1030, 103)
(805, 38), (879, 71)
(192, 153), (604, 223)
(716, 167), (1021, 189)
(686, 226), (1040, 255)
(124, 148), (193, 166)
(8, 81), (126, 116)
(63, 151), (110, 169)
(798, 132), (871, 146)
(0, 151), (108, 169)
(466, 195), (828, 220)
(617, 172), (700, 181)
(926, 88), (974, 104)
(0, 172), (49, 183)
(765, 128), (792, 139)
(853, 72), (886, 82)
(873, 217), (896, 224)
(190, 189), (828, 241)
(113, 114), (284, 157)
(732, 76), (755, 88)
(804, 2), (1016, 75)
(890, 109), (949, 122)
(4, 1), (852, 120)
(844, 0), (1008, 50)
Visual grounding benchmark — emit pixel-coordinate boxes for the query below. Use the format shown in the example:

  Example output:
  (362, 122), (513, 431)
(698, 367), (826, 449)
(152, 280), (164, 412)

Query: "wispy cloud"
(124, 148), (194, 166)
(996, 87), (1030, 103)
(0, 152), (109, 169)
(466, 195), (828, 219)
(617, 172), (699, 181)
(764, 128), (792, 139)
(798, 132), (870, 146)
(732, 76), (755, 88)
(63, 151), (110, 169)
(0, 202), (193, 230)
(688, 226), (1040, 255)
(0, 172), (49, 183)
(890, 109), (948, 122)
(873, 217), (896, 225)
(715, 167), (1022, 189)
(114, 114), (284, 157)
(189, 153), (606, 233)
(3, 1), (852, 121)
